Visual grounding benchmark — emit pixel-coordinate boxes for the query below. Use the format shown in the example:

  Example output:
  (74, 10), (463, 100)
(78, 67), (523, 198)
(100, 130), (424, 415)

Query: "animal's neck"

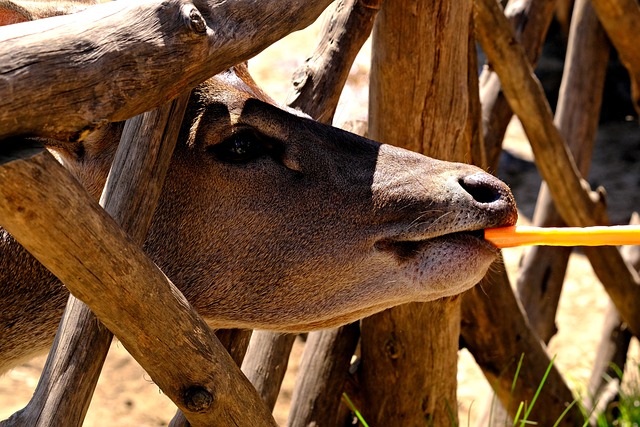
(0, 229), (67, 372)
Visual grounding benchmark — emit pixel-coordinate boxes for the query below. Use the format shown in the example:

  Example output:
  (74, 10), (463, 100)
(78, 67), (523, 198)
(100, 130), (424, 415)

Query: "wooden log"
(555, 0), (575, 39)
(468, 12), (486, 168)
(0, 0), (332, 141)
(287, 323), (360, 427)
(517, 0), (610, 343)
(0, 295), (112, 427)
(0, 144), (276, 426)
(474, 0), (606, 227)
(586, 219), (640, 420)
(286, 0), (380, 124)
(461, 260), (584, 425)
(474, 0), (640, 337)
(1, 93), (191, 427)
(168, 328), (253, 427)
(463, 4), (591, 422)
(585, 302), (632, 423)
(359, 0), (472, 424)
(590, 0), (640, 116)
(241, 332), (296, 410)
(215, 329), (253, 367)
(480, 0), (557, 170)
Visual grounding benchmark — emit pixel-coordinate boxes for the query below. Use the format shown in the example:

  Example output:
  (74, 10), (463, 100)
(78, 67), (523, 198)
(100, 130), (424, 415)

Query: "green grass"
(342, 392), (369, 427)
(590, 363), (640, 427)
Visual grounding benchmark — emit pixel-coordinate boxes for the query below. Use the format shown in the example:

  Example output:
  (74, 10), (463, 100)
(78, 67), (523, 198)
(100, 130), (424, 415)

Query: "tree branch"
(0, 0), (332, 141)
(591, 0), (640, 116)
(0, 143), (276, 426)
(474, 0), (640, 338)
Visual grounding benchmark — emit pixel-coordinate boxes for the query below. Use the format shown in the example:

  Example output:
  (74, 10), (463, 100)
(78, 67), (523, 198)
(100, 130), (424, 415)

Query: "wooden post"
(474, 0), (640, 338)
(242, 332), (297, 410)
(0, 143), (276, 426)
(590, 0), (640, 116)
(360, 1), (471, 424)
(460, 3), (587, 422)
(586, 221), (640, 420)
(517, 0), (610, 343)
(479, 0), (557, 170)
(287, 323), (360, 427)
(1, 93), (190, 427)
(461, 264), (583, 425)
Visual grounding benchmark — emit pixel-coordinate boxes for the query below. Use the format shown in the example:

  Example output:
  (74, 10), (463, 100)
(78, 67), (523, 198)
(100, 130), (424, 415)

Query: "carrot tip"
(484, 225), (640, 248)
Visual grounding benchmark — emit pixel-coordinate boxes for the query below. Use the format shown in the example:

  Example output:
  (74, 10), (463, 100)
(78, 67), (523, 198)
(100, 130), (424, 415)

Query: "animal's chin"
(376, 230), (500, 300)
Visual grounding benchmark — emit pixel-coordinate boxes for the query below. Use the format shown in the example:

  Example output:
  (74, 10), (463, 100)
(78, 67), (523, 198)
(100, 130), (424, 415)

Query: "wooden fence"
(1, 0), (639, 425)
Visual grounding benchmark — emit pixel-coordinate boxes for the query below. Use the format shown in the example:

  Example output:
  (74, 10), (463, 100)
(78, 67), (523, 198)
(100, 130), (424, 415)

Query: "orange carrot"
(484, 225), (640, 248)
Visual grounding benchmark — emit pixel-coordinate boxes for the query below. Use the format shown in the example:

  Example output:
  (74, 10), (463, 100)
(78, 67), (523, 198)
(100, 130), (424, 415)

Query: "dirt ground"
(2, 12), (639, 427)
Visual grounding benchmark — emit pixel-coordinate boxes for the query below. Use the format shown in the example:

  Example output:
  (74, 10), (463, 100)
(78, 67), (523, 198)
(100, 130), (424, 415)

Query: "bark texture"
(360, 0), (471, 424)
(0, 0), (332, 141)
(0, 143), (276, 426)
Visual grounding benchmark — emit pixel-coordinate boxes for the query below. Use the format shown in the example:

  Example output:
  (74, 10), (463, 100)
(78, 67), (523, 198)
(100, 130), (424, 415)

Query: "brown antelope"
(0, 0), (517, 374)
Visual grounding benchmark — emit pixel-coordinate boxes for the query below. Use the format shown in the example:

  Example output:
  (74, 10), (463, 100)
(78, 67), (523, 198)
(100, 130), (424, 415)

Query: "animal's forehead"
(195, 66), (309, 123)
(210, 66), (273, 105)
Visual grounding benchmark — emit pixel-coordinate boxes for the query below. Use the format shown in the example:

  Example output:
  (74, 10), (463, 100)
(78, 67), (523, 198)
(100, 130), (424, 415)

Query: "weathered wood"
(1, 93), (191, 427)
(474, 0), (640, 337)
(586, 222), (640, 421)
(0, 146), (276, 426)
(461, 261), (584, 425)
(169, 328), (253, 427)
(517, 0), (610, 343)
(360, 1), (472, 424)
(168, 411), (190, 427)
(468, 12), (486, 169)
(0, 295), (112, 427)
(479, 0), (557, 170)
(0, 0), (332, 141)
(475, 0), (606, 226)
(215, 329), (253, 367)
(287, 323), (360, 427)
(241, 332), (297, 410)
(286, 0), (380, 124)
(359, 0), (472, 424)
(585, 302), (632, 423)
(590, 0), (640, 116)
(465, 2), (579, 422)
(367, 1), (471, 161)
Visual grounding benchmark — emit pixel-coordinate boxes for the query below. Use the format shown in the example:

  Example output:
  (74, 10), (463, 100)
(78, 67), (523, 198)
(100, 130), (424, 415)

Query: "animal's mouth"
(375, 228), (496, 259)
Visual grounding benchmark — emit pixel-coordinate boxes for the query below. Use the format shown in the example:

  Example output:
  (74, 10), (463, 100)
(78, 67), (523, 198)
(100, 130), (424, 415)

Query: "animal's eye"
(208, 129), (268, 163)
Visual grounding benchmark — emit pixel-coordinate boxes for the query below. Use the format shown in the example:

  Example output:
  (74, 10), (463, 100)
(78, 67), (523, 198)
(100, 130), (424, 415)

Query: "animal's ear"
(0, 1), (33, 25)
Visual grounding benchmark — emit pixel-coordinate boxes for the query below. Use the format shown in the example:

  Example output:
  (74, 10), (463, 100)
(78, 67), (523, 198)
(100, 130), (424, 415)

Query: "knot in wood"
(184, 386), (213, 412)
(187, 7), (207, 34)
(383, 335), (403, 360)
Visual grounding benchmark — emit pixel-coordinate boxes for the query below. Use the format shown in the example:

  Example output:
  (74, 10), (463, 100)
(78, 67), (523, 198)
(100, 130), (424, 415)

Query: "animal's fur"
(0, 1), (517, 374)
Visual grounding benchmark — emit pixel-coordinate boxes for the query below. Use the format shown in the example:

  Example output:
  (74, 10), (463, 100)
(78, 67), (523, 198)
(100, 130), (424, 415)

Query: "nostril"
(458, 173), (503, 204)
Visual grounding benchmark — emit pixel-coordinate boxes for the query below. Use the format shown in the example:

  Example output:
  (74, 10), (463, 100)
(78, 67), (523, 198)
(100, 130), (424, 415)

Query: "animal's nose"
(458, 172), (517, 223)
(459, 173), (505, 205)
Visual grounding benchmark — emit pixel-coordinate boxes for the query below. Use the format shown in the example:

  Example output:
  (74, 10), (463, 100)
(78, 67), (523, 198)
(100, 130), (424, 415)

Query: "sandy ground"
(2, 10), (640, 427)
